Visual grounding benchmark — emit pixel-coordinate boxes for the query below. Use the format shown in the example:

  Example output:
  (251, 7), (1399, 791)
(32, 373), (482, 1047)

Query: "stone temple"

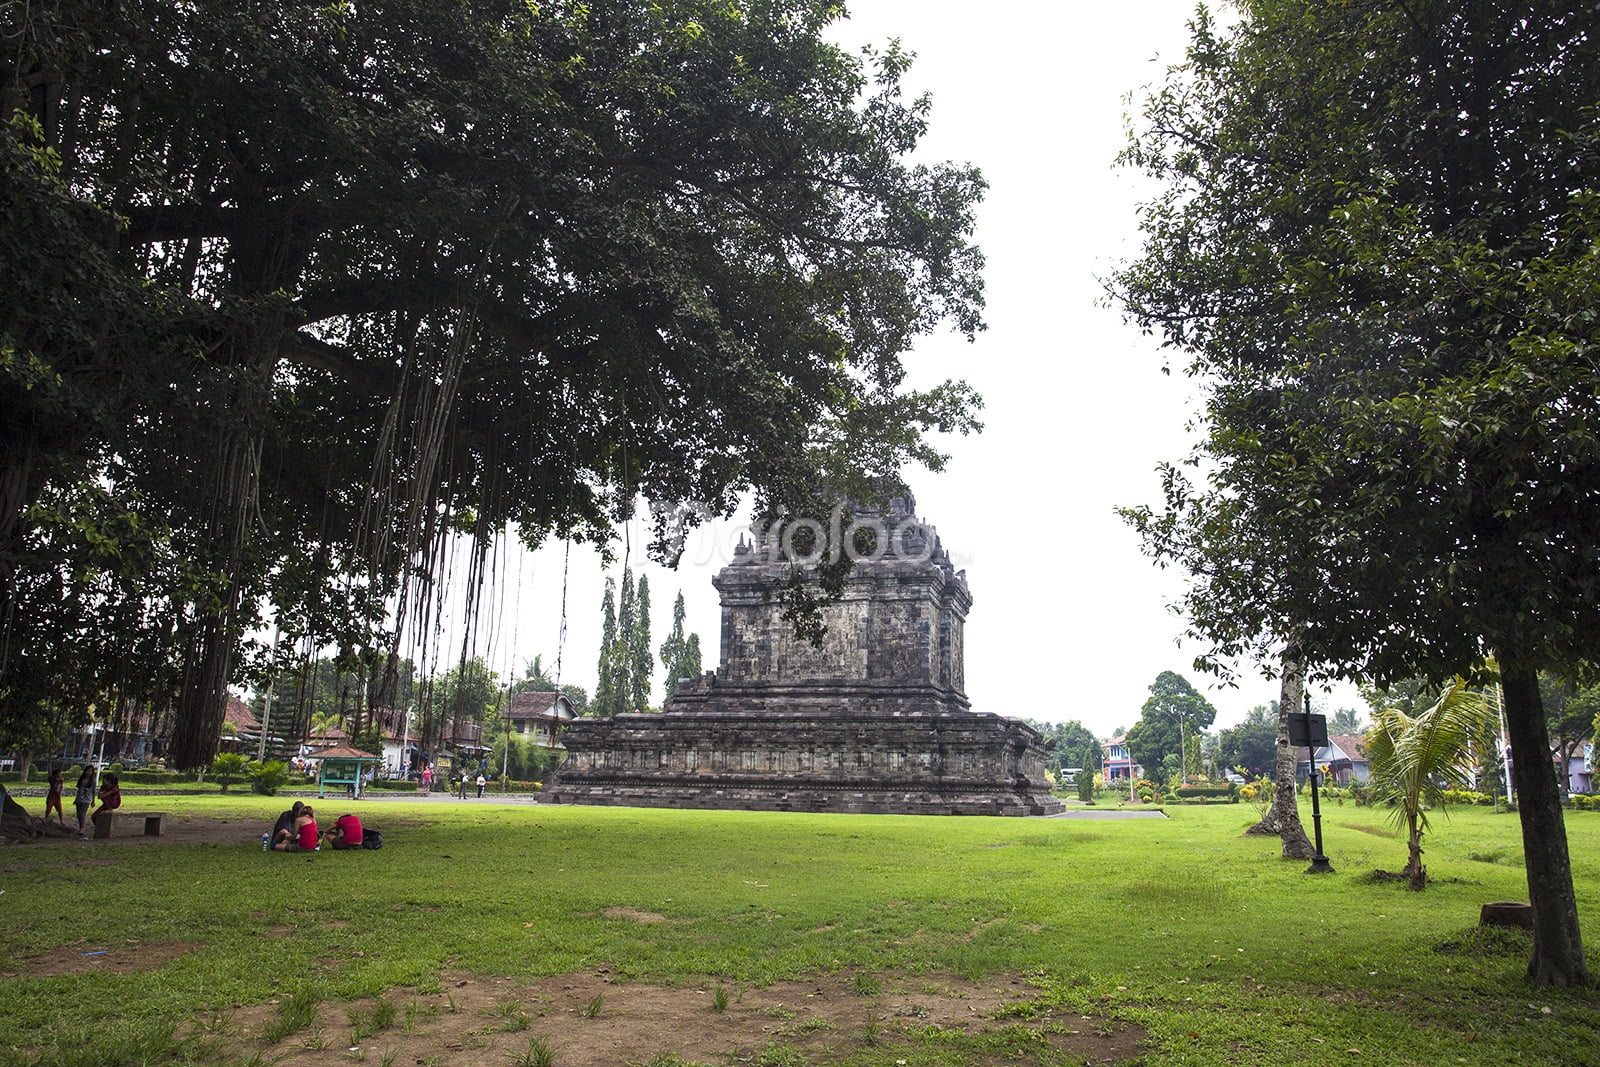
(545, 492), (1062, 816)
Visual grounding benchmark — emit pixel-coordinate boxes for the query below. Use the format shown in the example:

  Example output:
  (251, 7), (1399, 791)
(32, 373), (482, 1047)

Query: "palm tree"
(308, 711), (345, 739)
(1366, 675), (1501, 890)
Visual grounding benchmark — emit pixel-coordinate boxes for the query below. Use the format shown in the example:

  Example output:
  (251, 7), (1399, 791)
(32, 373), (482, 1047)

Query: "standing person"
(475, 771), (486, 798)
(420, 765), (433, 794)
(43, 767), (65, 823)
(88, 773), (121, 837)
(73, 766), (96, 836)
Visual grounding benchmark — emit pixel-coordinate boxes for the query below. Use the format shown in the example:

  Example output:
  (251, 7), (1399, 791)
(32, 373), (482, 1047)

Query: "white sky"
(458, 0), (1367, 739)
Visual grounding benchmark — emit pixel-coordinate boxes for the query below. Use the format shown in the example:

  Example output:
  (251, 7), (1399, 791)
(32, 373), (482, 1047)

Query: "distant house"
(366, 706), (415, 776)
(1102, 736), (1141, 781)
(218, 696), (265, 754)
(504, 691), (577, 749)
(1560, 741), (1593, 795)
(1298, 734), (1370, 786)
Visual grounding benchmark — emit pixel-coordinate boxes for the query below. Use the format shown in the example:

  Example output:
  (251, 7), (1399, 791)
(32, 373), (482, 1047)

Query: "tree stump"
(1479, 902), (1534, 930)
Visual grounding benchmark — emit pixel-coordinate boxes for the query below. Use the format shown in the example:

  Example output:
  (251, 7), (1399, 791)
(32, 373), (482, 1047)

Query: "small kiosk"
(313, 745), (384, 800)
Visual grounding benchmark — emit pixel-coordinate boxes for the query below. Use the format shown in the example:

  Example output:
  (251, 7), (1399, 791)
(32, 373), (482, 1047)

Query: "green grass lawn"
(2, 796), (1597, 1066)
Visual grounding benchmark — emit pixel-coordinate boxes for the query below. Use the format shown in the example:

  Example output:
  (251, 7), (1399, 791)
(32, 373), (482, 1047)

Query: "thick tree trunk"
(1500, 658), (1589, 987)
(1245, 655), (1314, 858)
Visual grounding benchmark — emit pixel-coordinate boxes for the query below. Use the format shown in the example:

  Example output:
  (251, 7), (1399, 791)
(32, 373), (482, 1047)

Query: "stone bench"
(92, 810), (166, 839)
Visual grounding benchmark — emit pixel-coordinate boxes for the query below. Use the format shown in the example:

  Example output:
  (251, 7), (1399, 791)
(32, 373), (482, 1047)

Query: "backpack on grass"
(362, 828), (383, 850)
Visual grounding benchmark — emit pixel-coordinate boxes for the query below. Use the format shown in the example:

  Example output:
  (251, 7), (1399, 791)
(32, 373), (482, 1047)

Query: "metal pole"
(1306, 695), (1333, 874)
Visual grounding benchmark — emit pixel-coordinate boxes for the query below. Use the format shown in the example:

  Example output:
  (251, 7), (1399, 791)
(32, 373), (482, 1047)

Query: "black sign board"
(1287, 712), (1328, 749)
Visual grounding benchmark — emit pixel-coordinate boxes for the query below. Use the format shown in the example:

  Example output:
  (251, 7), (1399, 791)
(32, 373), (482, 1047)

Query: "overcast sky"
(462, 0), (1368, 739)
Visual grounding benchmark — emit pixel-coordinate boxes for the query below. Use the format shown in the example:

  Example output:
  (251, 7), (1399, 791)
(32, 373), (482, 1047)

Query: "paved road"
(1039, 808), (1169, 819)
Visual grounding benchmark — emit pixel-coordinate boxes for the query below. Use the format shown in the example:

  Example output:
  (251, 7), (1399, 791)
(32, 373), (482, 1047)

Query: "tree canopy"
(1, 0), (985, 766)
(1125, 671), (1216, 782)
(1215, 704), (1278, 778)
(659, 591), (704, 700)
(1115, 0), (1600, 985)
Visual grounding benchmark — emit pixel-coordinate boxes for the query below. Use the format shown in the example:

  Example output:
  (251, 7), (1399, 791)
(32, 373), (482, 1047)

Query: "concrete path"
(1037, 808), (1168, 819)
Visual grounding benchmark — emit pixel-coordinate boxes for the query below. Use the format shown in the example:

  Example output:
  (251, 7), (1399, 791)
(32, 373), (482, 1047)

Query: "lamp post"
(1290, 698), (1335, 874)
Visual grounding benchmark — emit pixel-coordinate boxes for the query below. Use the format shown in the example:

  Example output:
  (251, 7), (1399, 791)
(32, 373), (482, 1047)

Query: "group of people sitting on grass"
(268, 801), (364, 852)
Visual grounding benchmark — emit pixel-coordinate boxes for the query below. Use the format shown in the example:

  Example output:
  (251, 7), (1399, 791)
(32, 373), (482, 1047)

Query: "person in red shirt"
(273, 805), (318, 851)
(87, 773), (121, 838)
(44, 767), (65, 823)
(327, 813), (364, 850)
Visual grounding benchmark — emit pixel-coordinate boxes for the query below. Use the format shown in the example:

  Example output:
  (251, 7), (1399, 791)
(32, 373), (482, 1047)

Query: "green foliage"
(1237, 776), (1274, 818)
(248, 760), (291, 796)
(512, 655), (559, 696)
(209, 753), (250, 793)
(1174, 784), (1235, 800)
(1076, 744), (1097, 804)
(1441, 789), (1495, 807)
(659, 591), (705, 700)
(1115, 0), (1599, 985)
(496, 734), (557, 783)
(1329, 707), (1366, 735)
(1367, 677), (1501, 890)
(422, 658), (502, 752)
(1020, 719), (1097, 779)
(1216, 707), (1277, 779)
(594, 578), (620, 717)
(630, 575), (652, 712)
(614, 566), (639, 711)
(1126, 671), (1217, 784)
(2, 0), (987, 770)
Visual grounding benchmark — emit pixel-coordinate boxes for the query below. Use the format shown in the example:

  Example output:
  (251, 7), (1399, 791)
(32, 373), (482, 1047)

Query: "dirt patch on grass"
(7, 940), (198, 978)
(207, 970), (1144, 1066)
(4, 815), (417, 850)
(603, 906), (671, 924)
(6, 820), (1147, 1063)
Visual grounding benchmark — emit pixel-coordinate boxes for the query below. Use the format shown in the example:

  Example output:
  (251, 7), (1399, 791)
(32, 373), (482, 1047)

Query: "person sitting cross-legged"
(326, 813), (364, 851)
(273, 805), (318, 852)
(271, 801), (305, 847)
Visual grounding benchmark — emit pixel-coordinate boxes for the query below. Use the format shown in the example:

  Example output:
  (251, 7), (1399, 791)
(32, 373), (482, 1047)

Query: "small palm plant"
(209, 752), (251, 793)
(1366, 674), (1500, 890)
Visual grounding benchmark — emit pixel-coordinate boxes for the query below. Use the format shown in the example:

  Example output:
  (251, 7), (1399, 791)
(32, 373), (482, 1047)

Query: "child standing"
(44, 767), (65, 823)
(73, 766), (97, 837)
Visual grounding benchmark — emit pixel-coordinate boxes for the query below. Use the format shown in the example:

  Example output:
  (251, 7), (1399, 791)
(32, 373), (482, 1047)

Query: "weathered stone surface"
(546, 493), (1062, 816)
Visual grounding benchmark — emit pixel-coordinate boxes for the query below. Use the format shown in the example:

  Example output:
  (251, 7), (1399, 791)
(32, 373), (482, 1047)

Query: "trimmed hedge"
(1175, 784), (1236, 799)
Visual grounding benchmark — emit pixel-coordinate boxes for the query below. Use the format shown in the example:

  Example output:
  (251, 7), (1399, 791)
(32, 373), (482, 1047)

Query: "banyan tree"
(0, 0), (986, 767)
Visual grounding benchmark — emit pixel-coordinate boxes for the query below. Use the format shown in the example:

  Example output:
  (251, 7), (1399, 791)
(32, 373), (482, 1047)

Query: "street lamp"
(1289, 697), (1334, 874)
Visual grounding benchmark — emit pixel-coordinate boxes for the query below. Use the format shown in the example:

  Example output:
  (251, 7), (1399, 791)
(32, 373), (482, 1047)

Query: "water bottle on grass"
(261, 832), (270, 851)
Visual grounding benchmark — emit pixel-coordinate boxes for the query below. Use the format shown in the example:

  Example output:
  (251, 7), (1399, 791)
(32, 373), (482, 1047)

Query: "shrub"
(209, 753), (250, 793)
(1238, 776), (1274, 817)
(249, 760), (291, 796)
(1174, 784), (1235, 800)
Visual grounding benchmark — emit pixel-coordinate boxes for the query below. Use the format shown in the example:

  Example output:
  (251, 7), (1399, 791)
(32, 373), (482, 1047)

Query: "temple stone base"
(545, 491), (1064, 817)
(544, 706), (1064, 816)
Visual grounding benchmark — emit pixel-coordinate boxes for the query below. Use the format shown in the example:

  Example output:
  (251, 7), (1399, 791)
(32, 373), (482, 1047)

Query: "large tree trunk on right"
(1500, 658), (1588, 987)
(1244, 654), (1314, 858)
